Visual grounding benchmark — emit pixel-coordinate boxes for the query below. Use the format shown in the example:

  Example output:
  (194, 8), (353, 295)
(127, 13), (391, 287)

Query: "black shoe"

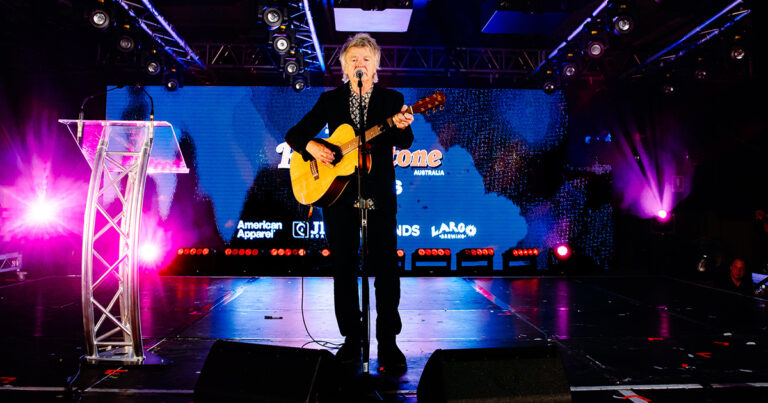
(377, 342), (406, 375)
(335, 339), (361, 365)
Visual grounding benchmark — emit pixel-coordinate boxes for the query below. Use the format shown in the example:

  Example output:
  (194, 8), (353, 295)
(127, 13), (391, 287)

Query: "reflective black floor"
(1, 273), (768, 402)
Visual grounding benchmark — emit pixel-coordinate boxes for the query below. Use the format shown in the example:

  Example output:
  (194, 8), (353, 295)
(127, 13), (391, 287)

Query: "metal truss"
(194, 43), (545, 77)
(113, 0), (205, 70)
(72, 122), (155, 364)
(291, 0), (325, 72)
(325, 45), (546, 76)
(626, 0), (750, 78)
(193, 43), (281, 70)
(0, 252), (23, 281)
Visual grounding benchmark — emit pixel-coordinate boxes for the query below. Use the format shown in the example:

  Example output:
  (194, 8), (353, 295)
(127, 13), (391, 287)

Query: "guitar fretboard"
(340, 114), (405, 156)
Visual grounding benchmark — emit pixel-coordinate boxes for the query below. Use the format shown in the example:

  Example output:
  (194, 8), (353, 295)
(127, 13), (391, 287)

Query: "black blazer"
(285, 84), (414, 208)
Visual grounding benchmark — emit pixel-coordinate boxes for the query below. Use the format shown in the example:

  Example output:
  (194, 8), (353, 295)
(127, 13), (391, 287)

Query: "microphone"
(136, 84), (155, 140)
(78, 84), (125, 145)
(354, 68), (365, 80)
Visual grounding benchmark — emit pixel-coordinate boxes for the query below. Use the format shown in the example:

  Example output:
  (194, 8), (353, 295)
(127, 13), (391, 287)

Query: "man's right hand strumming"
(306, 140), (335, 166)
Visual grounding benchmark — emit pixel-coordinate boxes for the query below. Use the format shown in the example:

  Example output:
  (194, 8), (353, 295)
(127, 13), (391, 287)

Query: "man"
(285, 33), (414, 374)
(718, 257), (754, 295)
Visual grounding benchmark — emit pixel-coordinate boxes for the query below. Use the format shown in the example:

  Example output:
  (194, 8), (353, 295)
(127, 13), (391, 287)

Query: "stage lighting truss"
(111, 0), (204, 71)
(193, 43), (545, 79)
(456, 248), (494, 275)
(0, 252), (24, 281)
(623, 1), (750, 79)
(502, 248), (539, 272)
(411, 248), (451, 276)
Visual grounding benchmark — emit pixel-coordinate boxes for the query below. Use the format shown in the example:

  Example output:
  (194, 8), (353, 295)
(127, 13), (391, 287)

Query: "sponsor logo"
(276, 142), (292, 169)
(293, 221), (326, 239)
(236, 220), (282, 240)
(397, 224), (420, 237)
(431, 222), (477, 239)
(393, 147), (445, 176)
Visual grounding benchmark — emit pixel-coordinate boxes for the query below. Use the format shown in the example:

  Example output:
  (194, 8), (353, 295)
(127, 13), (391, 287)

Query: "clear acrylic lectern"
(59, 119), (188, 364)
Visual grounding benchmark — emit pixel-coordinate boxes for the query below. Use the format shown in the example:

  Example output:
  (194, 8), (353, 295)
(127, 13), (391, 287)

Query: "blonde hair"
(339, 33), (381, 83)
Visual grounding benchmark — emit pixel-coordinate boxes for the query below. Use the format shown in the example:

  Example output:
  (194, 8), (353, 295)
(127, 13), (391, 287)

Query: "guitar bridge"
(310, 160), (319, 180)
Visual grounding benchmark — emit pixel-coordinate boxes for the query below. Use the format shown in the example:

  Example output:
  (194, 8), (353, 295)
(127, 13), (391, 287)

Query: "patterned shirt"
(349, 83), (373, 129)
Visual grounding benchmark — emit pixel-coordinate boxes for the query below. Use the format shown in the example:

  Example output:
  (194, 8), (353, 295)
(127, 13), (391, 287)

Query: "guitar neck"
(340, 107), (413, 155)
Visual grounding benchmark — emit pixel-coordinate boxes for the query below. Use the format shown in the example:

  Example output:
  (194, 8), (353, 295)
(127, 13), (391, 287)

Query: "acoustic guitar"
(290, 91), (446, 206)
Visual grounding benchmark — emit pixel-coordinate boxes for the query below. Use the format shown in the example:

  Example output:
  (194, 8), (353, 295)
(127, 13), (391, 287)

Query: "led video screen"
(107, 85), (607, 271)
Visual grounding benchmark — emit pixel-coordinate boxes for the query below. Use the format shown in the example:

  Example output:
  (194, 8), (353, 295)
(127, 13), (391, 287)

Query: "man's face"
(731, 259), (746, 280)
(344, 46), (376, 85)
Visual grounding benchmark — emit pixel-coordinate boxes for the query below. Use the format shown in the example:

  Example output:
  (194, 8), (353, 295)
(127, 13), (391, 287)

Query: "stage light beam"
(139, 243), (161, 264)
(25, 197), (59, 225)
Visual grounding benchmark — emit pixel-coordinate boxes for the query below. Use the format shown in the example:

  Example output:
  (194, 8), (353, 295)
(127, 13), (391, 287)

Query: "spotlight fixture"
(661, 71), (676, 95)
(89, 8), (112, 30)
(542, 79), (557, 94)
(145, 59), (161, 76)
(693, 56), (708, 80)
(281, 50), (304, 76)
(540, 64), (559, 94)
(585, 40), (605, 58)
(583, 20), (607, 58)
(291, 74), (307, 92)
(117, 34), (136, 53)
(561, 62), (578, 79)
(284, 59), (300, 75)
(259, 6), (285, 29)
(613, 15), (634, 35)
(610, 1), (634, 35)
(269, 25), (295, 55)
(141, 48), (163, 76)
(730, 45), (745, 61)
(163, 66), (182, 91)
(165, 77), (179, 91)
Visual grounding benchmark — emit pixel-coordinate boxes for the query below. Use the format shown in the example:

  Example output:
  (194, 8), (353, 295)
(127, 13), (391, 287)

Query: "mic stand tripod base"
(338, 364), (400, 402)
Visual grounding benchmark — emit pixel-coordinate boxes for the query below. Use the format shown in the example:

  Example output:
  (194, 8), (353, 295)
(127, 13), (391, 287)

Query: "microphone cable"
(298, 204), (342, 350)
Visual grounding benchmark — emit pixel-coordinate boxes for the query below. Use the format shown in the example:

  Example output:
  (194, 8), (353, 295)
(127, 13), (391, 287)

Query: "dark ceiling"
(0, 0), (756, 87)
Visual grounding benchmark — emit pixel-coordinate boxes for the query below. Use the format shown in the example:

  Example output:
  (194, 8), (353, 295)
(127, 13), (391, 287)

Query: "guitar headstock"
(410, 91), (446, 115)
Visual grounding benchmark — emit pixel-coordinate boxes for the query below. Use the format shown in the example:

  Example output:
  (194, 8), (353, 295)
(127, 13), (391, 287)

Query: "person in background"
(717, 257), (754, 295)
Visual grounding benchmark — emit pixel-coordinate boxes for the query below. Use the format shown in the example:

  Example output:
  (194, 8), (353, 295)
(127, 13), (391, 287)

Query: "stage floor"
(1, 273), (768, 402)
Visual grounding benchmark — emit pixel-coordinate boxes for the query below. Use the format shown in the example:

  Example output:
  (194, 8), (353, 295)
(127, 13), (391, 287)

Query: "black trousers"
(322, 180), (402, 344)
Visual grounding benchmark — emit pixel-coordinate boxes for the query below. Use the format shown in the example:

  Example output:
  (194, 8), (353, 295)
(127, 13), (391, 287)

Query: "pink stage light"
(25, 197), (60, 225)
(139, 243), (161, 264)
(656, 209), (669, 221)
(555, 244), (571, 260)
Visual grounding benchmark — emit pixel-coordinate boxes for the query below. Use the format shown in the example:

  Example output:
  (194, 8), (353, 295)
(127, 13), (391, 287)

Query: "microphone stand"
(353, 74), (374, 376)
(78, 85), (125, 146)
